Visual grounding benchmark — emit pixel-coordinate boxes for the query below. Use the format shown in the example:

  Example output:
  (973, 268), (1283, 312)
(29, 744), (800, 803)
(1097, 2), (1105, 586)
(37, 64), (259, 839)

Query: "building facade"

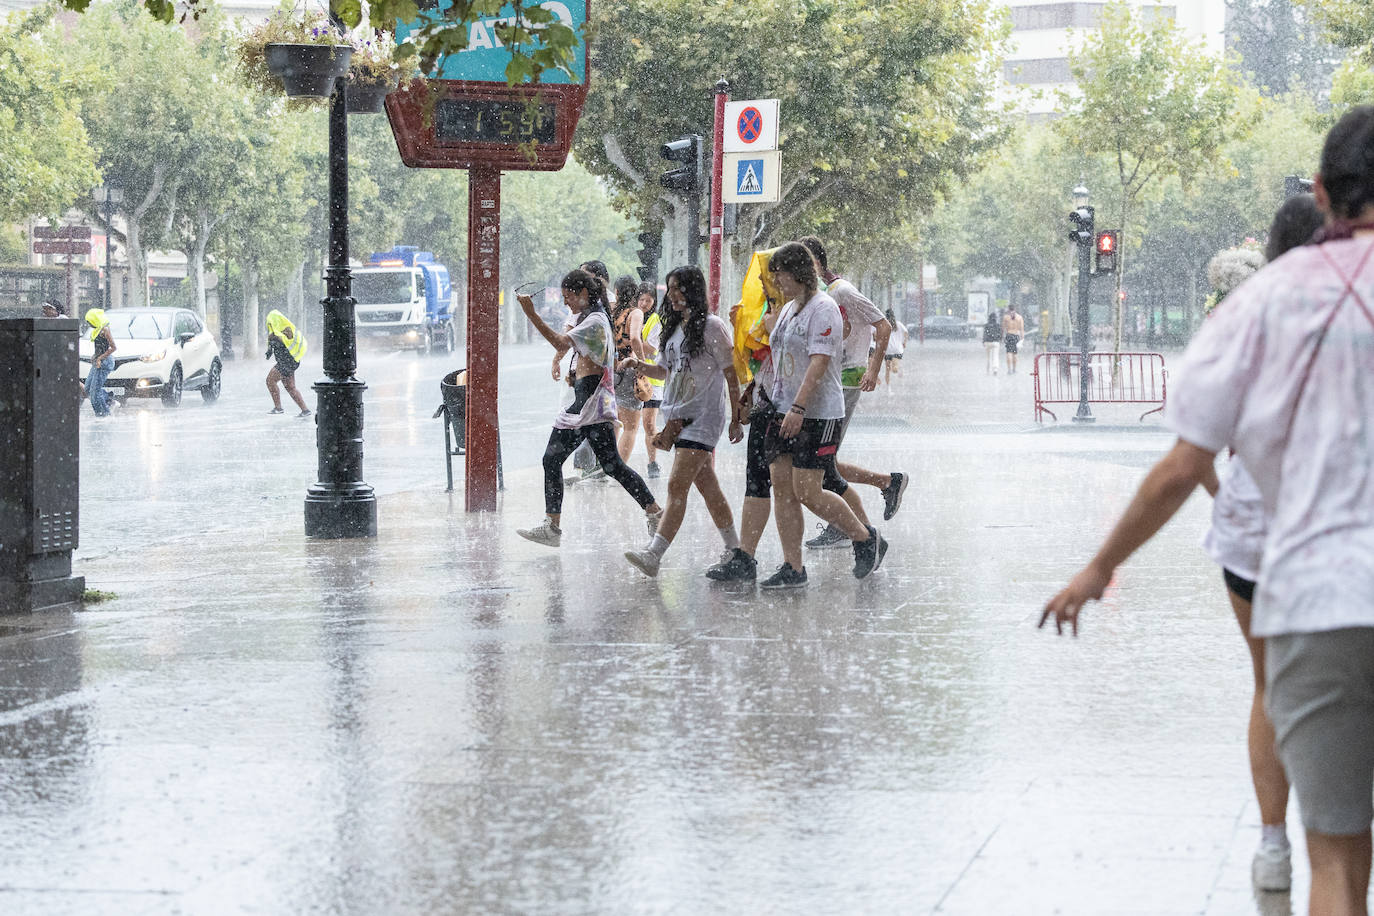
(997, 1), (1228, 116)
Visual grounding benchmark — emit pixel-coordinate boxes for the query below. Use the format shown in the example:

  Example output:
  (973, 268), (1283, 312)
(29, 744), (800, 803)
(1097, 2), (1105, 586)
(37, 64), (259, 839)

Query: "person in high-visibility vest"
(85, 308), (117, 417)
(636, 282), (667, 478)
(264, 309), (310, 417)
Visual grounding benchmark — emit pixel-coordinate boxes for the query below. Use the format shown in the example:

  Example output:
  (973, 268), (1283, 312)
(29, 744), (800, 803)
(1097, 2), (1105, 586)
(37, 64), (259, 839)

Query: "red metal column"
(708, 79), (729, 312)
(465, 166), (502, 512)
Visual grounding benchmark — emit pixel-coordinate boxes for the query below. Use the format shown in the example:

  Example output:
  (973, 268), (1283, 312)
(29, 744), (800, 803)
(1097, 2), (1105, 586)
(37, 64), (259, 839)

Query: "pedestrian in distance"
(1199, 191), (1325, 893)
(761, 242), (886, 589)
(882, 307), (908, 392)
(621, 266), (744, 578)
(84, 308), (116, 417)
(982, 309), (1002, 374)
(1001, 303), (1024, 374)
(610, 275), (650, 463)
(515, 269), (664, 548)
(41, 298), (63, 318)
(636, 282), (666, 480)
(1041, 105), (1374, 916)
(264, 309), (310, 418)
(796, 236), (908, 553)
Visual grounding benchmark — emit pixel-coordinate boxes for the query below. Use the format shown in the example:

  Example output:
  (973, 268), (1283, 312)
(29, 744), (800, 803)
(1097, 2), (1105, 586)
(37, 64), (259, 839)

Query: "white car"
(79, 307), (222, 407)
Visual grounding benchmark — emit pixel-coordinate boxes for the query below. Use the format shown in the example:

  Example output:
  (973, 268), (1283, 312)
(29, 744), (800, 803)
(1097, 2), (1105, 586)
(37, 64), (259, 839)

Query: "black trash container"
(440, 369), (467, 450)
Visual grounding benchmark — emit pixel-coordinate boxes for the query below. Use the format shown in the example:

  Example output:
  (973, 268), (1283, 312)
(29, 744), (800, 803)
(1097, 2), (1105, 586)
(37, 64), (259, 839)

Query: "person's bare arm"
(618, 355), (668, 381)
(862, 319), (891, 391)
(519, 295), (573, 351)
(1041, 439), (1218, 635)
(628, 309), (645, 360)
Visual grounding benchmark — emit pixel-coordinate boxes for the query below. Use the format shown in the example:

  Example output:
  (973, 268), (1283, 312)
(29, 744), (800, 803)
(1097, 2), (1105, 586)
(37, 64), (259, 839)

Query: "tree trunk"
(244, 262), (261, 357)
(1113, 192), (1129, 356)
(192, 208), (210, 319)
(125, 220), (144, 308)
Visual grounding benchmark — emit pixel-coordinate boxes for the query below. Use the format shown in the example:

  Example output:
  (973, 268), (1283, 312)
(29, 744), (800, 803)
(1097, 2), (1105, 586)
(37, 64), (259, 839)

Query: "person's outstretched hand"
(1040, 562), (1112, 636)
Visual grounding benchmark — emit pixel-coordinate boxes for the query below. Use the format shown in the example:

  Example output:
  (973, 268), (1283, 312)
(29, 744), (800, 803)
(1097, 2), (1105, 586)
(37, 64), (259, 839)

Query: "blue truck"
(352, 246), (456, 352)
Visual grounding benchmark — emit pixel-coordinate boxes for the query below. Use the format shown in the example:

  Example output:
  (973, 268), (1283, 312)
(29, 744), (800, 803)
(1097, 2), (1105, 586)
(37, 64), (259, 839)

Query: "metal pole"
(304, 63), (378, 538)
(1073, 240), (1094, 423)
(916, 257), (925, 345)
(708, 79), (729, 311)
(104, 200), (113, 309)
(465, 166), (502, 512)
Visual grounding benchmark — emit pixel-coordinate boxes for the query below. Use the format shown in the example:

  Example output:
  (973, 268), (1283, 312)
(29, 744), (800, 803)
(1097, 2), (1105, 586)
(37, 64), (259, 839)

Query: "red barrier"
(1032, 351), (1167, 422)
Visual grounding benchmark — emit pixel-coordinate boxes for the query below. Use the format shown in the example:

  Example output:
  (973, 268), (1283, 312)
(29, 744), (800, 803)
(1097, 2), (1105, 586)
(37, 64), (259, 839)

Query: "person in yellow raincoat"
(265, 309), (311, 417)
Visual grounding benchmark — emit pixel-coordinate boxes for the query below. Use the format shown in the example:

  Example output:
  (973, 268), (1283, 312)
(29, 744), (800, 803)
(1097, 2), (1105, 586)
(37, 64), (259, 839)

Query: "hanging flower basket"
(264, 43), (353, 99)
(345, 71), (400, 114)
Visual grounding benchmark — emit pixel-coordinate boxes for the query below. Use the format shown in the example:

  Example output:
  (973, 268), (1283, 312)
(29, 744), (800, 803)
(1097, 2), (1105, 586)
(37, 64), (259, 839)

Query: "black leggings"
(543, 421), (656, 515)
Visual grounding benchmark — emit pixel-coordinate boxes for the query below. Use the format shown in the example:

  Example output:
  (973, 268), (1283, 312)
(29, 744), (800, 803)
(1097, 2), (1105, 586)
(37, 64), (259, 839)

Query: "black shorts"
(676, 439), (713, 453)
(1004, 334), (1020, 354)
(273, 355), (298, 378)
(642, 399), (662, 410)
(885, 353), (903, 361)
(744, 398), (776, 499)
(765, 415), (842, 471)
(1223, 568), (1256, 603)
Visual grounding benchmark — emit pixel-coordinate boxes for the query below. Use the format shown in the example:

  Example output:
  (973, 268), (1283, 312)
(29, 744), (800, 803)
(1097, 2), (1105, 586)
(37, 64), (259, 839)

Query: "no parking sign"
(724, 99), (779, 153)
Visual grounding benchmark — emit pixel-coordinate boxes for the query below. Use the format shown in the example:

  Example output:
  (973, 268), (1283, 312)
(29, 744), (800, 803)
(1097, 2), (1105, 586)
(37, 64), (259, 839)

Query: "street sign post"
(387, 0), (589, 511)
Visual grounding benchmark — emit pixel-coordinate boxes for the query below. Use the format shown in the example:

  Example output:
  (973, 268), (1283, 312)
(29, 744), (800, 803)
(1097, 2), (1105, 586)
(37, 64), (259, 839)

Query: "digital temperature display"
(435, 99), (558, 145)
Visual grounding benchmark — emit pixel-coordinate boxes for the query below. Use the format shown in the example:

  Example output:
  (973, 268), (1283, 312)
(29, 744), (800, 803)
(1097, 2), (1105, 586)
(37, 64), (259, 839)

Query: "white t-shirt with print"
(660, 314), (734, 446)
(829, 278), (885, 371)
(769, 291), (845, 420)
(1202, 456), (1266, 581)
(553, 310), (617, 430)
(1165, 236), (1374, 637)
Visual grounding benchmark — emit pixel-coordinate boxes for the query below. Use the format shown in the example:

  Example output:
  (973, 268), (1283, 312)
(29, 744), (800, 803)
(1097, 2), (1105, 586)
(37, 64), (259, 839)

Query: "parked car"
(908, 315), (973, 340)
(79, 307), (222, 407)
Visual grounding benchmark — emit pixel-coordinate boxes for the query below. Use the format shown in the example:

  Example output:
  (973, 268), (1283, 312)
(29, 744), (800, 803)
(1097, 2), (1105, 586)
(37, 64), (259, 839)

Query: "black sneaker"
(760, 562), (807, 590)
(881, 472), (909, 521)
(852, 526), (888, 579)
(805, 522), (851, 549)
(706, 548), (758, 582)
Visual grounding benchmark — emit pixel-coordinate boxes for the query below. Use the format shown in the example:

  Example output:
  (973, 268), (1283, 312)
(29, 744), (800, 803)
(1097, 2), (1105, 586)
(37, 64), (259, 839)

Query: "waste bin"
(440, 369), (467, 451)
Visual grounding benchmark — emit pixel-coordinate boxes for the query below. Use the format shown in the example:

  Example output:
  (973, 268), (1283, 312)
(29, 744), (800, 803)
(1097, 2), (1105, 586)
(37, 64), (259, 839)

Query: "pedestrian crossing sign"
(723, 150), (781, 203)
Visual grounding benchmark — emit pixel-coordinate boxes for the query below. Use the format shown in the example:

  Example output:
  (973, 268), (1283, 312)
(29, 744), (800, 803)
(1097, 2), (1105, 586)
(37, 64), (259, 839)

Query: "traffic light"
(660, 135), (703, 195)
(635, 230), (661, 283)
(1068, 205), (1095, 246)
(1094, 229), (1119, 274)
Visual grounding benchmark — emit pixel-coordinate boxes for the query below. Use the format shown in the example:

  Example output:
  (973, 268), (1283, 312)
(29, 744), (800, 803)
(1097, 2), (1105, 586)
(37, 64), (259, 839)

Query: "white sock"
(645, 534), (669, 559)
(1261, 824), (1289, 849)
(719, 525), (740, 551)
(546, 517), (561, 531)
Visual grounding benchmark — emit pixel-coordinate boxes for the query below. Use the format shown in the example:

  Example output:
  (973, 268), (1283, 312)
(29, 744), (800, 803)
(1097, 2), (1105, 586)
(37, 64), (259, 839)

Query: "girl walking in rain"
(264, 309), (310, 418)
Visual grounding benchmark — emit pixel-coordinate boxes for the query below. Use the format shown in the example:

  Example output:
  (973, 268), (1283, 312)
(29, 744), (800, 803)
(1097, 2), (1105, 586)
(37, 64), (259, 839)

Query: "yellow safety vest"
(266, 310), (307, 362)
(85, 308), (107, 341)
(641, 311), (661, 365)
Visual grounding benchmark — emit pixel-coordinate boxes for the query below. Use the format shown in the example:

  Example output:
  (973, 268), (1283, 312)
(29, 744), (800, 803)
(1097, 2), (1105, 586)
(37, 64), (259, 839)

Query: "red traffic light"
(1096, 231), (1116, 254)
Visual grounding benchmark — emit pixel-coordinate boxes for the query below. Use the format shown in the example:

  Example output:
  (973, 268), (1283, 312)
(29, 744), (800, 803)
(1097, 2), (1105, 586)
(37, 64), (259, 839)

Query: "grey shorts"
(1265, 627), (1374, 835)
(613, 369), (642, 412)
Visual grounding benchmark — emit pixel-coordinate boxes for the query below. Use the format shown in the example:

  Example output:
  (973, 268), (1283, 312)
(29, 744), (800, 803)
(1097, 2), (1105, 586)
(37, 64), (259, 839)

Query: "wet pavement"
(0, 339), (1349, 913)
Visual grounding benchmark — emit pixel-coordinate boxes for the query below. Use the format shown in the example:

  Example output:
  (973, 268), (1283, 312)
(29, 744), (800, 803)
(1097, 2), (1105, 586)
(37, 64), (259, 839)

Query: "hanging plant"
(237, 9), (351, 100)
(345, 32), (417, 114)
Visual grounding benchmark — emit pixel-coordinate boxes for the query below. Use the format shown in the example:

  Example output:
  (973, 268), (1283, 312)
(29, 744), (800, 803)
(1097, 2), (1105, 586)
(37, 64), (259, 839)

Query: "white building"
(996, 1), (1228, 116)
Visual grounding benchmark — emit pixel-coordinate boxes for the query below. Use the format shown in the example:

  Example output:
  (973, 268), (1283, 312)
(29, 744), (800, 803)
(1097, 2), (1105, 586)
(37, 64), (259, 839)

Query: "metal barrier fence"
(1032, 351), (1168, 422)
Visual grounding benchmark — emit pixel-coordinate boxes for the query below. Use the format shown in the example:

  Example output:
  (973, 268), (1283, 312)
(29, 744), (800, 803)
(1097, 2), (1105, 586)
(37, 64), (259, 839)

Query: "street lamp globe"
(1073, 185), (1090, 208)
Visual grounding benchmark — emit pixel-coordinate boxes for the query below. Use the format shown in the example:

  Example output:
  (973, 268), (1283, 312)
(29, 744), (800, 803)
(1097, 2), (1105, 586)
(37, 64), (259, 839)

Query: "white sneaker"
(647, 510), (663, 537)
(1252, 841), (1291, 892)
(516, 519), (561, 547)
(625, 549), (660, 578)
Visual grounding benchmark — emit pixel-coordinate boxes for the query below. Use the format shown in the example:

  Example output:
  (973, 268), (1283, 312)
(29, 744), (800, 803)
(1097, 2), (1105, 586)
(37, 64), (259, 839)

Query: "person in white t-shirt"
(796, 236), (910, 553)
(514, 269), (663, 547)
(1041, 106), (1374, 916)
(883, 307), (909, 389)
(762, 242), (887, 589)
(621, 266), (744, 578)
(1199, 193), (1325, 893)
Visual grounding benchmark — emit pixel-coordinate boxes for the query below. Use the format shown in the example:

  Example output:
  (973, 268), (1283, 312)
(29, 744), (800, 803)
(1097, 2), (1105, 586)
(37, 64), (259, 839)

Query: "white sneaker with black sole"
(516, 519), (562, 547)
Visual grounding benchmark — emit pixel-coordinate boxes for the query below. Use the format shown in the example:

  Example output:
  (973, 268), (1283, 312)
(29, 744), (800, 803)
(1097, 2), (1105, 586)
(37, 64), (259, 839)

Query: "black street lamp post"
(1070, 185), (1095, 423)
(303, 16), (377, 538)
(93, 184), (122, 309)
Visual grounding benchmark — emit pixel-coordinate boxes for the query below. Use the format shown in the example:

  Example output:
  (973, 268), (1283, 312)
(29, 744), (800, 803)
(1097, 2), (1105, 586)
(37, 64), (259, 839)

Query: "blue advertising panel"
(397, 0), (587, 84)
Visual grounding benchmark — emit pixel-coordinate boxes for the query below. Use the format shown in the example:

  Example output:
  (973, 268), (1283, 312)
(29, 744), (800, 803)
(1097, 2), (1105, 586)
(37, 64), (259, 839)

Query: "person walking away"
(84, 308), (116, 417)
(515, 269), (663, 547)
(610, 275), (649, 462)
(265, 309), (310, 417)
(762, 242), (886, 589)
(1199, 193), (1326, 893)
(1002, 304), (1025, 374)
(882, 307), (908, 391)
(622, 266), (743, 577)
(1041, 105), (1374, 916)
(982, 309), (1002, 374)
(797, 236), (909, 552)
(637, 283), (666, 479)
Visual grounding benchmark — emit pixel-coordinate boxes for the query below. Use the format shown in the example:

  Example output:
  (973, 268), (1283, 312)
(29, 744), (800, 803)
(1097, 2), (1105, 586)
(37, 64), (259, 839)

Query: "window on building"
(1010, 3), (1176, 31)
(1003, 58), (1073, 85)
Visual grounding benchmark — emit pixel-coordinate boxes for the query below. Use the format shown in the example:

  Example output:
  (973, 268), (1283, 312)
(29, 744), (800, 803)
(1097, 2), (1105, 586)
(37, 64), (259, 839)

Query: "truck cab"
(353, 246), (455, 352)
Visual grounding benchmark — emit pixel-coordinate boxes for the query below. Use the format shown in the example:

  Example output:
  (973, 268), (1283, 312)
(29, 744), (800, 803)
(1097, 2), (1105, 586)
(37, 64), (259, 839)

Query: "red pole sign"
(465, 166), (502, 512)
(708, 80), (729, 312)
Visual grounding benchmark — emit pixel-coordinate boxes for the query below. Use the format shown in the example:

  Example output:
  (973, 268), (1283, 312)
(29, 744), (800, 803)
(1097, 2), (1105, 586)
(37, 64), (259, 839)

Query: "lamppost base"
(304, 484), (377, 539)
(1072, 414), (1096, 423)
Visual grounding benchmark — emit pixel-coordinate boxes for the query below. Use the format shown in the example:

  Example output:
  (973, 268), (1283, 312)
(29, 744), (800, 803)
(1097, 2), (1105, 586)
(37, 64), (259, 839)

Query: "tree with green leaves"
(0, 8), (102, 226)
(1227, 0), (1339, 100)
(1296, 0), (1374, 53)
(1058, 0), (1255, 353)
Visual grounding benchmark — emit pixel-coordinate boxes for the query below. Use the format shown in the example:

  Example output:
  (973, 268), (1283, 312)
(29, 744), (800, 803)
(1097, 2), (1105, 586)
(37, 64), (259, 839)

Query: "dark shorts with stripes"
(765, 415), (843, 472)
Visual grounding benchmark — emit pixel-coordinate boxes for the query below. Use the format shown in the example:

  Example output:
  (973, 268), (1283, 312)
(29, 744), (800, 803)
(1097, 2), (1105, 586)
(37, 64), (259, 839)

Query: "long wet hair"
(612, 275), (640, 318)
(561, 268), (607, 320)
(660, 266), (709, 357)
(768, 242), (819, 297)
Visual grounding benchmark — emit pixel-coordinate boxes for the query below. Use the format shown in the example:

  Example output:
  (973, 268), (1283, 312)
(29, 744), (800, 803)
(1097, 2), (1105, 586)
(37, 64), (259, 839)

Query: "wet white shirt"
(1202, 456), (1266, 581)
(829, 278), (885, 370)
(642, 313), (664, 398)
(553, 310), (616, 430)
(1166, 236), (1374, 637)
(770, 292), (845, 420)
(660, 315), (733, 447)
